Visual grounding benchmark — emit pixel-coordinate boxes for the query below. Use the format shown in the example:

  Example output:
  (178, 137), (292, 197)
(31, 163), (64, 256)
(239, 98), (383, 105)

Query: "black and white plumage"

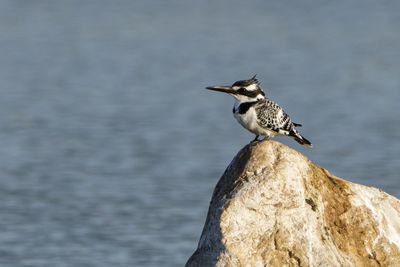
(206, 75), (312, 147)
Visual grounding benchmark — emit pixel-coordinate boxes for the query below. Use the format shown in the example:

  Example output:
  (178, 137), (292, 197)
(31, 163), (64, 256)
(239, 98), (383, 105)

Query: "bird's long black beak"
(205, 85), (234, 94)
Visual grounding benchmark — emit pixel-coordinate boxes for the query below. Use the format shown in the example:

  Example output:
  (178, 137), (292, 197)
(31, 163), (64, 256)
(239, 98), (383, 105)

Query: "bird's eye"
(239, 87), (246, 92)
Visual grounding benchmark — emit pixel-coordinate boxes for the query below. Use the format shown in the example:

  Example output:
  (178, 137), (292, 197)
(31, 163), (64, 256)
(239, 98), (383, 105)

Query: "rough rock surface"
(186, 141), (400, 267)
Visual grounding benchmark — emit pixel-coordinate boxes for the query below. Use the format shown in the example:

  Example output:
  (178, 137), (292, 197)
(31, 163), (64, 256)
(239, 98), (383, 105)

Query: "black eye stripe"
(236, 89), (262, 97)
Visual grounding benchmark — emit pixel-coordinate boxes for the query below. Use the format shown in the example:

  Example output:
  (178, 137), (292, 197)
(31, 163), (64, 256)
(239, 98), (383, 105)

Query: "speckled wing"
(254, 99), (294, 135)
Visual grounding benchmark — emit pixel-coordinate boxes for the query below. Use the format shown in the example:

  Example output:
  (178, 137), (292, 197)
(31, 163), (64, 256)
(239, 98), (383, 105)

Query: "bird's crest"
(250, 74), (259, 85)
(232, 74), (260, 87)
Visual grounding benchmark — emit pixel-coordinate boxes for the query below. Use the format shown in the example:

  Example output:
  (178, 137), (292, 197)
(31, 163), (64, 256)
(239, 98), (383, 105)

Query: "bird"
(206, 75), (312, 147)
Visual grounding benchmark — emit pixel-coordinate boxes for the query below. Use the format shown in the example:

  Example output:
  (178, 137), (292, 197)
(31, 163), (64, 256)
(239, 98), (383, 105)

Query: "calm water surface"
(0, 1), (399, 266)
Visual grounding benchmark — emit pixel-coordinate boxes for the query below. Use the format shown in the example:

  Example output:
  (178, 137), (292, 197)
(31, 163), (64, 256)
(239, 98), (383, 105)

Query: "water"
(0, 1), (399, 266)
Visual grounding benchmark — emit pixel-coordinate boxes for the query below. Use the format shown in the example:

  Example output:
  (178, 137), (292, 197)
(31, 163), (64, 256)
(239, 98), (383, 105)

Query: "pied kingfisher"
(206, 75), (312, 147)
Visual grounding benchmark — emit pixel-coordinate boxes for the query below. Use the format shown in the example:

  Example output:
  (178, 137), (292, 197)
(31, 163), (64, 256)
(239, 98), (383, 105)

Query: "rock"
(186, 141), (400, 267)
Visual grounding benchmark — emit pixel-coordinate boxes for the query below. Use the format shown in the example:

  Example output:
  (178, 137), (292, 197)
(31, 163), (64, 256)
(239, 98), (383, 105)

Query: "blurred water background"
(0, 0), (399, 266)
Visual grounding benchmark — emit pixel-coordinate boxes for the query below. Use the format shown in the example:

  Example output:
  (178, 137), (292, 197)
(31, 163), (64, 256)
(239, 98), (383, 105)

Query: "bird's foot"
(251, 135), (260, 143)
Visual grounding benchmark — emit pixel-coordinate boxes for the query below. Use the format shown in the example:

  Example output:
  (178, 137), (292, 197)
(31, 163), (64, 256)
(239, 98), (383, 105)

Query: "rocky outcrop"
(186, 141), (400, 267)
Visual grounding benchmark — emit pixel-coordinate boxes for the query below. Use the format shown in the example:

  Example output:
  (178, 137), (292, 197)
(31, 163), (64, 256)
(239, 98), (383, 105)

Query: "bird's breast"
(233, 103), (278, 137)
(233, 107), (262, 134)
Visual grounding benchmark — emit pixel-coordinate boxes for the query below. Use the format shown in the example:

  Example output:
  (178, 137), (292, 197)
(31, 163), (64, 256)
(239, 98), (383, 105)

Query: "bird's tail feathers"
(291, 130), (312, 148)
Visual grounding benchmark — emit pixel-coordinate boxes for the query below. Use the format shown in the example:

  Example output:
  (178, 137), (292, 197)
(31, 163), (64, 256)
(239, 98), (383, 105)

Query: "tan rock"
(186, 141), (400, 267)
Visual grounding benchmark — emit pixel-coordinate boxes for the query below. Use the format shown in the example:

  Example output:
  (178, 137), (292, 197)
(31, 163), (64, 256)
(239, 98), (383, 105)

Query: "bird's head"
(206, 75), (265, 102)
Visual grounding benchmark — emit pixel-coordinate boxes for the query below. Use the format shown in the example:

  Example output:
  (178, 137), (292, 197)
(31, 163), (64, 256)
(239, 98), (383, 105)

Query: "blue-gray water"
(0, 1), (399, 266)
